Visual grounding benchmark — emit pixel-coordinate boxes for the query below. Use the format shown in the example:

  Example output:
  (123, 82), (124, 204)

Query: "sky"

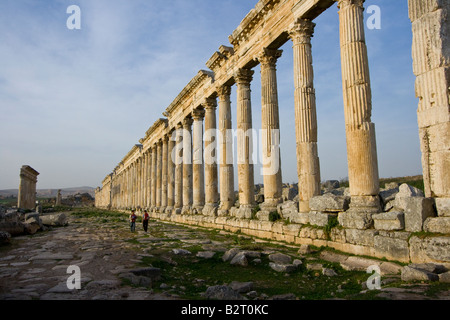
(0, 0), (422, 190)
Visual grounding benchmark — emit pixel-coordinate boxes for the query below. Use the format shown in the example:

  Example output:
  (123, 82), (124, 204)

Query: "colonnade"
(95, 0), (449, 220)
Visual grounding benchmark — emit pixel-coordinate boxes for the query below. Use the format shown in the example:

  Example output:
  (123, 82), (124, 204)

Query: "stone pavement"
(0, 211), (449, 300)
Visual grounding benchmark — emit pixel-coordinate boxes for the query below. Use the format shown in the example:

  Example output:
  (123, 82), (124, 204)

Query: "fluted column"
(174, 123), (183, 214)
(257, 48), (283, 212)
(218, 85), (235, 215)
(161, 135), (169, 211)
(202, 98), (219, 216)
(156, 140), (163, 210)
(182, 118), (193, 214)
(151, 145), (157, 210)
(146, 150), (152, 209)
(337, 0), (380, 213)
(166, 129), (176, 213)
(289, 18), (321, 213)
(235, 68), (255, 218)
(192, 109), (205, 214)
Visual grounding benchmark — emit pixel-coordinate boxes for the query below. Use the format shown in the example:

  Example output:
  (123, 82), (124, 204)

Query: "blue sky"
(0, 0), (422, 190)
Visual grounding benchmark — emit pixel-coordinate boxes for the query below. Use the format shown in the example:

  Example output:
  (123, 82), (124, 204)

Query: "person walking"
(129, 209), (137, 232)
(142, 210), (150, 232)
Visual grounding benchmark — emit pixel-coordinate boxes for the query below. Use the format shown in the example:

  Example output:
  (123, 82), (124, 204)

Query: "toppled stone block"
(269, 262), (297, 273)
(373, 212), (405, 231)
(394, 184), (425, 211)
(129, 267), (161, 281)
(322, 180), (340, 190)
(404, 197), (435, 232)
(40, 213), (68, 227)
(222, 248), (240, 262)
(229, 281), (254, 293)
(202, 285), (245, 300)
(268, 253), (292, 265)
(172, 248), (191, 255)
(338, 211), (374, 230)
(439, 271), (450, 283)
(309, 194), (350, 212)
(401, 265), (439, 282)
(230, 252), (248, 267)
(435, 198), (450, 217)
(424, 217), (450, 234)
(282, 185), (298, 201)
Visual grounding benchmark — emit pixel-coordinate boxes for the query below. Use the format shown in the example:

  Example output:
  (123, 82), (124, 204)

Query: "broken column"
(18, 165), (39, 210)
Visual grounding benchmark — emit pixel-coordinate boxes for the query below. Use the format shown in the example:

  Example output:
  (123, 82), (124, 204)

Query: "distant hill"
(0, 187), (96, 198)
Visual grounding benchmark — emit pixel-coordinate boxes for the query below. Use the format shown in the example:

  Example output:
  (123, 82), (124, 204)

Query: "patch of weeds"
(251, 205), (261, 220)
(424, 282), (450, 298)
(324, 215), (339, 240)
(269, 211), (281, 222)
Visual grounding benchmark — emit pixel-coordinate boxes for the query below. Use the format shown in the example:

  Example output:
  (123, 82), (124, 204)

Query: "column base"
(181, 206), (192, 215)
(192, 205), (204, 215)
(298, 200), (311, 214)
(235, 204), (254, 219)
(349, 195), (381, 213)
(173, 207), (182, 215)
(202, 203), (218, 216)
(164, 206), (173, 214)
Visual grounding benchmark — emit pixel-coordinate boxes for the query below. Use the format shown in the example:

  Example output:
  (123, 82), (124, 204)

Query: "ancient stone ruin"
(95, 0), (450, 265)
(17, 165), (39, 211)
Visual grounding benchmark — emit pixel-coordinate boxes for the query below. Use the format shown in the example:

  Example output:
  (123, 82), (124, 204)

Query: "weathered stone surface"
(322, 268), (338, 277)
(229, 281), (253, 293)
(408, 263), (448, 274)
(40, 213), (68, 227)
(423, 217), (450, 234)
(196, 251), (215, 259)
(172, 249), (191, 255)
(298, 244), (314, 255)
(322, 180), (340, 190)
(222, 248), (240, 262)
(374, 235), (409, 262)
(269, 262), (297, 273)
(404, 197), (435, 232)
(309, 194), (350, 212)
(319, 251), (348, 264)
(401, 265), (439, 282)
(308, 212), (337, 227)
(202, 285), (245, 300)
(379, 187), (399, 205)
(373, 212), (405, 231)
(435, 198), (450, 217)
(230, 252), (248, 267)
(409, 236), (450, 263)
(338, 211), (374, 230)
(439, 271), (450, 283)
(268, 253), (292, 265)
(344, 229), (378, 247)
(394, 184), (425, 211)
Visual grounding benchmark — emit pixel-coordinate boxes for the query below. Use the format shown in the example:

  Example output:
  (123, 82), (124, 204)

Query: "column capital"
(163, 133), (170, 142)
(183, 117), (193, 128)
(289, 19), (315, 44)
(256, 48), (283, 68)
(335, 0), (364, 9)
(217, 85), (232, 101)
(203, 97), (217, 111)
(234, 68), (254, 85)
(192, 108), (205, 120)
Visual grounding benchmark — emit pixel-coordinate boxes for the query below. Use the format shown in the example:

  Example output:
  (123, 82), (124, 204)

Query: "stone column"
(144, 150), (149, 208)
(56, 189), (62, 206)
(257, 48), (283, 215)
(182, 118), (193, 214)
(161, 135), (169, 211)
(408, 0), (450, 217)
(202, 98), (219, 216)
(18, 165), (39, 210)
(337, 0), (380, 217)
(137, 157), (142, 208)
(192, 109), (205, 214)
(289, 18), (321, 213)
(156, 140), (163, 210)
(166, 129), (176, 213)
(146, 151), (151, 209)
(131, 162), (136, 208)
(174, 123), (183, 214)
(218, 85), (235, 216)
(151, 145), (157, 210)
(235, 68), (255, 218)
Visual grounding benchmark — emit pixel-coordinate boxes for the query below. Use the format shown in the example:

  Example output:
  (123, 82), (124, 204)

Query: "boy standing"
(129, 210), (137, 232)
(142, 210), (149, 232)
